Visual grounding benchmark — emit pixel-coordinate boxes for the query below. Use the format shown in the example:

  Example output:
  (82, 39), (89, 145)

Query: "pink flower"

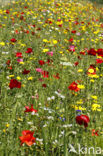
(35, 68), (43, 73)
(47, 51), (53, 56)
(57, 19), (61, 21)
(68, 45), (75, 52)
(17, 59), (23, 62)
(39, 78), (43, 82)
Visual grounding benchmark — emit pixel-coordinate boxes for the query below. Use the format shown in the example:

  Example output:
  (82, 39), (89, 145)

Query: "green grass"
(89, 0), (103, 4)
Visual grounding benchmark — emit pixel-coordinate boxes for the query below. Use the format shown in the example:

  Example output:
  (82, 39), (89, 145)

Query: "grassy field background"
(0, 0), (103, 155)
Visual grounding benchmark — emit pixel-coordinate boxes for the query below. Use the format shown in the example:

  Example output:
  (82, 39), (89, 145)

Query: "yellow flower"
(2, 24), (6, 27)
(77, 69), (83, 72)
(19, 62), (24, 65)
(91, 96), (97, 100)
(16, 76), (21, 80)
(97, 55), (102, 59)
(18, 118), (23, 121)
(78, 106), (86, 111)
(4, 16), (7, 19)
(77, 85), (85, 89)
(76, 99), (83, 104)
(43, 49), (49, 52)
(81, 26), (86, 31)
(6, 124), (10, 128)
(93, 75), (99, 78)
(56, 21), (63, 25)
(72, 105), (86, 111)
(52, 40), (57, 44)
(9, 75), (14, 77)
(92, 104), (101, 111)
(63, 31), (67, 34)
(60, 114), (64, 117)
(56, 107), (59, 110)
(88, 74), (99, 78)
(90, 79), (95, 82)
(59, 51), (63, 54)
(94, 30), (100, 34)
(43, 39), (48, 42)
(88, 69), (94, 74)
(3, 129), (6, 133)
(29, 57), (36, 60)
(28, 77), (33, 80)
(21, 43), (26, 47)
(96, 67), (99, 71)
(0, 42), (5, 46)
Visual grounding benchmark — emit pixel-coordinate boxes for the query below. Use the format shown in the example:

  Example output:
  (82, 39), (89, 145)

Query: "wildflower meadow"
(0, 0), (103, 155)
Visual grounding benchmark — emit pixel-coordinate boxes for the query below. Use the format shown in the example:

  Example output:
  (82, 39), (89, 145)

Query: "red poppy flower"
(31, 32), (35, 35)
(97, 49), (103, 57)
(42, 84), (47, 88)
(19, 130), (36, 146)
(87, 48), (97, 56)
(25, 104), (38, 113)
(21, 12), (24, 15)
(41, 71), (49, 78)
(15, 30), (19, 34)
(20, 16), (24, 20)
(53, 73), (60, 79)
(16, 52), (22, 57)
(92, 129), (99, 136)
(36, 27), (41, 31)
(75, 21), (79, 25)
(39, 60), (45, 65)
(6, 60), (10, 65)
(10, 38), (17, 42)
(68, 81), (80, 92)
(32, 24), (36, 28)
(49, 21), (52, 24)
(8, 66), (12, 70)
(46, 59), (53, 65)
(80, 51), (85, 55)
(71, 30), (76, 33)
(25, 48), (33, 54)
(6, 10), (10, 14)
(45, 20), (48, 23)
(76, 114), (90, 128)
(78, 56), (82, 60)
(9, 79), (21, 89)
(74, 61), (79, 66)
(24, 6), (28, 9)
(96, 59), (103, 64)
(68, 38), (73, 42)
(100, 24), (103, 28)
(22, 69), (30, 74)
(58, 24), (62, 27)
(25, 30), (29, 34)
